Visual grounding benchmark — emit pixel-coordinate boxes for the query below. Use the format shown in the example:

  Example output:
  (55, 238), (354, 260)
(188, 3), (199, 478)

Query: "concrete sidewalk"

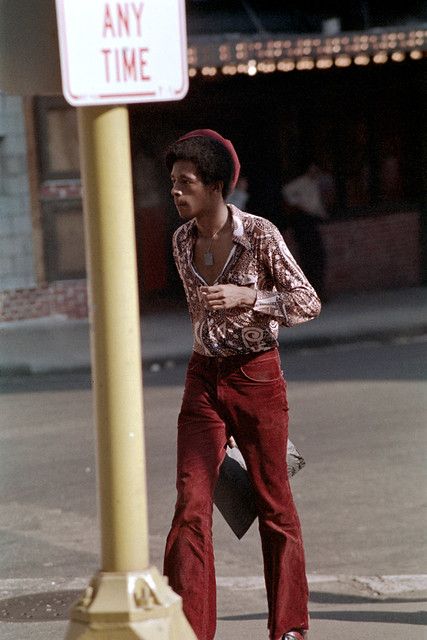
(0, 574), (426, 639)
(1, 286), (426, 375)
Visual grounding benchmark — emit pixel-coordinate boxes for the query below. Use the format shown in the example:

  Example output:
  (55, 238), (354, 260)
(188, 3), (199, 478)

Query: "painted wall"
(0, 94), (35, 291)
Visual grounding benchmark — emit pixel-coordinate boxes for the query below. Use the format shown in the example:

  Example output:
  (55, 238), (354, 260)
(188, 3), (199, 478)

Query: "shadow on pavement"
(0, 366), (185, 394)
(308, 591), (427, 605)
(0, 372), (93, 394)
(1, 338), (426, 394)
(310, 609), (427, 625)
(218, 590), (427, 626)
(219, 609), (427, 626)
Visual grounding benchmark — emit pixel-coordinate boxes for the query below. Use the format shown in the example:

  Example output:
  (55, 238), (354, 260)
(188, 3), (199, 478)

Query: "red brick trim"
(0, 280), (88, 322)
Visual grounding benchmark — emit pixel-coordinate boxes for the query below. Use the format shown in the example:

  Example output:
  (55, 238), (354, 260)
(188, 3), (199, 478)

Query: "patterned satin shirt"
(172, 204), (321, 357)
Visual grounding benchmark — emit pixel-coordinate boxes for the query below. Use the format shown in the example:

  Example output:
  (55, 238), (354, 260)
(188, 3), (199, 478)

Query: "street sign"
(55, 0), (189, 106)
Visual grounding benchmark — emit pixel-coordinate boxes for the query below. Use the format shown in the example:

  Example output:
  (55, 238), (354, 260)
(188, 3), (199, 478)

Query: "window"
(35, 97), (84, 281)
(36, 97), (80, 180)
(43, 200), (86, 281)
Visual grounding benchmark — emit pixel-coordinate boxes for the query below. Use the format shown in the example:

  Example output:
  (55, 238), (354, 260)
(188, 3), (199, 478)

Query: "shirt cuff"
(253, 290), (289, 324)
(254, 290), (278, 312)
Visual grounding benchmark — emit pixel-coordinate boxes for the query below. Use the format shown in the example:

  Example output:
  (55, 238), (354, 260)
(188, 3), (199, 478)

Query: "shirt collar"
(228, 204), (252, 250)
(183, 204), (252, 251)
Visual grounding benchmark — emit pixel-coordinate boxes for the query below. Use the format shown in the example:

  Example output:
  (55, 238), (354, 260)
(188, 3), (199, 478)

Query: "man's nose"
(171, 186), (183, 196)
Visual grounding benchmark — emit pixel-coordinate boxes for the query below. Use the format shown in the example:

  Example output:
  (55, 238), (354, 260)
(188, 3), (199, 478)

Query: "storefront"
(1, 24), (426, 320)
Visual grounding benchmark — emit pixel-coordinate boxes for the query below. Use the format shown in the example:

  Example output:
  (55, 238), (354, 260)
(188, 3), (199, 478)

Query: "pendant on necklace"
(200, 212), (229, 268)
(204, 251), (214, 266)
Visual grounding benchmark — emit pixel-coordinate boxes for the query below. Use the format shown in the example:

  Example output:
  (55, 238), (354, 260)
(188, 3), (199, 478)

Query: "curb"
(1, 326), (426, 379)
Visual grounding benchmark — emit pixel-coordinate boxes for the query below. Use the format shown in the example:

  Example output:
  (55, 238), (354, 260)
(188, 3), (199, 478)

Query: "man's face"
(170, 160), (214, 220)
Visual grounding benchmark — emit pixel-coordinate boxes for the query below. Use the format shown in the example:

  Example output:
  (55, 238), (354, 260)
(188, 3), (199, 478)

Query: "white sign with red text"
(55, 0), (188, 106)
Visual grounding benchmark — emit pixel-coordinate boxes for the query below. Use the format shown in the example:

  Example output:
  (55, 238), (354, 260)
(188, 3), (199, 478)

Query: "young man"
(163, 129), (321, 640)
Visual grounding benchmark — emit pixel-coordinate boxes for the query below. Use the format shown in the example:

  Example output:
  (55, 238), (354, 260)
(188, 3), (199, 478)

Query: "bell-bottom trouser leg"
(163, 349), (309, 640)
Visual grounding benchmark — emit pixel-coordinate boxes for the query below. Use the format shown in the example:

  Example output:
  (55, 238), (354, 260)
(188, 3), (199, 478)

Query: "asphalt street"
(0, 337), (426, 639)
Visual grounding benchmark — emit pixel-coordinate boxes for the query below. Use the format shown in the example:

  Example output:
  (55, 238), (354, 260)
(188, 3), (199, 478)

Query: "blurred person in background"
(283, 163), (335, 300)
(228, 174), (250, 210)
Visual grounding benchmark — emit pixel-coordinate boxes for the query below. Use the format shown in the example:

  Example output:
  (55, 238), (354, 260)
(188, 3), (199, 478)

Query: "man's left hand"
(200, 284), (257, 310)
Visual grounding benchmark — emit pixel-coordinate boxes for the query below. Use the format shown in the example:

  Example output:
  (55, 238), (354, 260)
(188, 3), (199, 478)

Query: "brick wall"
(323, 211), (422, 296)
(0, 95), (35, 290)
(283, 210), (422, 297)
(0, 280), (88, 322)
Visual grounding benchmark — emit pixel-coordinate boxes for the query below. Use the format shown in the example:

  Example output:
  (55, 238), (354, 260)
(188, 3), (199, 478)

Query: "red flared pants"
(164, 348), (309, 640)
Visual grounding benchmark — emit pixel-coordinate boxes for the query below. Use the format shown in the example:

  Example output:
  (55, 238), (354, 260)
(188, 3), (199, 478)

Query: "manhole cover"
(1, 590), (80, 622)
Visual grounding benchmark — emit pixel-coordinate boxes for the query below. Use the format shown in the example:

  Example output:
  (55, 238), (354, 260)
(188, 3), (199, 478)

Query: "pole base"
(64, 566), (197, 639)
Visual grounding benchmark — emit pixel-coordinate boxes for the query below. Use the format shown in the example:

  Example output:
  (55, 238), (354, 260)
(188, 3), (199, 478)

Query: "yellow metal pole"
(64, 105), (196, 639)
(78, 105), (147, 572)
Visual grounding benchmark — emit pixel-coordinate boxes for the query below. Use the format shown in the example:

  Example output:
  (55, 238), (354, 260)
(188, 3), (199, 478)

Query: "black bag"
(214, 439), (305, 539)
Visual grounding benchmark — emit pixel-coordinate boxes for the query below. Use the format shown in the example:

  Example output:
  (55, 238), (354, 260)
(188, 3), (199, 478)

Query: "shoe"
(282, 631), (307, 640)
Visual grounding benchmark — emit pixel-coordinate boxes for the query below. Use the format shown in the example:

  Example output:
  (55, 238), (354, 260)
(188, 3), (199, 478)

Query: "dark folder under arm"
(214, 439), (305, 539)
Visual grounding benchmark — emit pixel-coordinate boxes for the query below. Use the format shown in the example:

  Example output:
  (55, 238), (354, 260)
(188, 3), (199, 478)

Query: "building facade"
(0, 19), (426, 322)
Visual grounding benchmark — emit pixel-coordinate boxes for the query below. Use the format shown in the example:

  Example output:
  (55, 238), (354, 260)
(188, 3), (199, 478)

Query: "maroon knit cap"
(178, 128), (241, 190)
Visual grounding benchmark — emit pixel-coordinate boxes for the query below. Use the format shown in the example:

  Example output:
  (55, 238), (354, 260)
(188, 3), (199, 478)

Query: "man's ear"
(211, 180), (223, 194)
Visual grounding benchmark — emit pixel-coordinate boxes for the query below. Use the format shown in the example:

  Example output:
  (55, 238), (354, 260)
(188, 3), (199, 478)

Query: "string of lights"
(186, 26), (426, 77)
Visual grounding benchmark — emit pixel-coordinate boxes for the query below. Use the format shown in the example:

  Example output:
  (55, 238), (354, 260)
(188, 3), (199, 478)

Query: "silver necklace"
(201, 216), (229, 266)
